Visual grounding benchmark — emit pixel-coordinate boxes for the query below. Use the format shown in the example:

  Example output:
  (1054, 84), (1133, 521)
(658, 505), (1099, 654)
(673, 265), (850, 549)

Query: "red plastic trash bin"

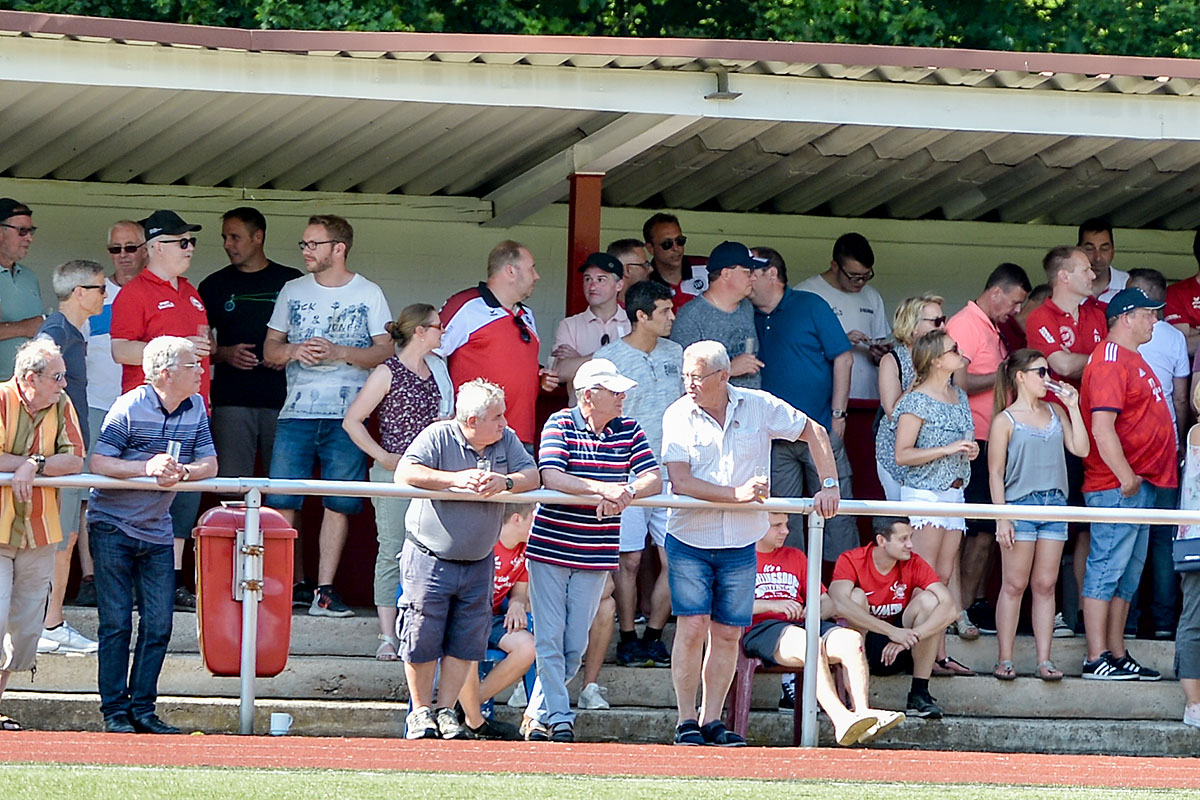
(195, 503), (297, 678)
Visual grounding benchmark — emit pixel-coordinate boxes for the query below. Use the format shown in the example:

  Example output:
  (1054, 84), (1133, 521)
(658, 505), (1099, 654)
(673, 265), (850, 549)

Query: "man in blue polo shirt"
(750, 246), (857, 560)
(87, 336), (218, 735)
(0, 198), (48, 381)
(523, 359), (661, 743)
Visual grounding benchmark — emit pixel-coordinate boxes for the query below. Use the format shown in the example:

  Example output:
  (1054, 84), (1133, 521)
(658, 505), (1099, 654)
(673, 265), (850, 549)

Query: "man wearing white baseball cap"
(522, 358), (662, 742)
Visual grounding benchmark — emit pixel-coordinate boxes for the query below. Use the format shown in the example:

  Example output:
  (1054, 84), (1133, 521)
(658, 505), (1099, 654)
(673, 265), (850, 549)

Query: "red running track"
(3, 733), (1200, 788)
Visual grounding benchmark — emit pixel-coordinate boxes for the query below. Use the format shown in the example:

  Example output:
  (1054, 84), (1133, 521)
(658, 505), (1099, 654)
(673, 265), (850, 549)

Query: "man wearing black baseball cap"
(668, 241), (766, 388)
(551, 252), (631, 404)
(0, 199), (47, 380)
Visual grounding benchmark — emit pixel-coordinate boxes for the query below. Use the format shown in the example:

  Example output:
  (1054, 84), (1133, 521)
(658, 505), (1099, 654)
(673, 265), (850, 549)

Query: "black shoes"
(132, 714), (182, 734)
(103, 713), (136, 734)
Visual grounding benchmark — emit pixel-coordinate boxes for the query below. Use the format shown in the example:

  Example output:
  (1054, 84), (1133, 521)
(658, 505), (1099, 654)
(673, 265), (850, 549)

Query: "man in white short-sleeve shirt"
(659, 340), (840, 747)
(795, 233), (890, 401)
(263, 214), (392, 618)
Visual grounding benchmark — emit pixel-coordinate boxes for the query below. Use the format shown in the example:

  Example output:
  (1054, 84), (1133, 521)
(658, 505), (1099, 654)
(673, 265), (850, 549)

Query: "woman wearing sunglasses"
(893, 328), (977, 676)
(876, 293), (948, 502)
(987, 349), (1089, 681)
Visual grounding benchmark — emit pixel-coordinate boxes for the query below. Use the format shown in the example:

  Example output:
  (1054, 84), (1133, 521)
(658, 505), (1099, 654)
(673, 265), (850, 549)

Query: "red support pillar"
(565, 172), (604, 317)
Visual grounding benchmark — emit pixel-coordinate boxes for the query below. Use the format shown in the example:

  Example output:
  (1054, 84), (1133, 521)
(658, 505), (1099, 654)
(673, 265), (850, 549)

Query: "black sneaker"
(699, 719), (746, 747)
(1112, 651), (1162, 681)
(309, 585), (353, 618)
(969, 600), (997, 635)
(1081, 651), (1138, 681)
(643, 639), (671, 667)
(616, 638), (654, 667)
(467, 717), (522, 741)
(906, 691), (943, 719)
(674, 719), (704, 746)
(292, 580), (315, 609)
(779, 677), (796, 711)
(73, 576), (97, 607)
(173, 586), (196, 612)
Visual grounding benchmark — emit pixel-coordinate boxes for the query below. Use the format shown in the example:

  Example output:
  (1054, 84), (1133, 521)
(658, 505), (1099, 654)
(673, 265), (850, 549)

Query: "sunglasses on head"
(107, 244), (144, 254)
(160, 237), (197, 250)
(658, 236), (687, 250)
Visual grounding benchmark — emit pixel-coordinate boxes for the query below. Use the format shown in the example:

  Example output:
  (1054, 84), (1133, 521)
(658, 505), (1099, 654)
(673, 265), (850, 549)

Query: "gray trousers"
(1176, 571), (1200, 680)
(526, 559), (608, 728)
(770, 434), (858, 561)
(211, 405), (280, 479)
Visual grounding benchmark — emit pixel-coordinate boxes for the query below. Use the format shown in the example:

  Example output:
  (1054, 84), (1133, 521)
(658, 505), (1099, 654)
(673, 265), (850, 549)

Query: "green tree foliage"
(5, 0), (1200, 57)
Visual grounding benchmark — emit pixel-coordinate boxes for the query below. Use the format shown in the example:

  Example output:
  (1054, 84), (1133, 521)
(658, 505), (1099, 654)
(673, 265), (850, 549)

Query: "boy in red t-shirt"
(744, 514), (905, 746)
(829, 517), (958, 719)
(456, 504), (536, 739)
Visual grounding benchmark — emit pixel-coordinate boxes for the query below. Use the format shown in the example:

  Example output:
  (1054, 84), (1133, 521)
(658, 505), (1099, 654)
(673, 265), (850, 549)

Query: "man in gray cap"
(0, 199), (46, 380)
(109, 210), (213, 611)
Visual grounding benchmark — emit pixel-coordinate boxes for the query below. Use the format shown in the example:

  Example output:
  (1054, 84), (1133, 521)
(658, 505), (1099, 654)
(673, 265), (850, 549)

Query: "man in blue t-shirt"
(750, 246), (858, 561)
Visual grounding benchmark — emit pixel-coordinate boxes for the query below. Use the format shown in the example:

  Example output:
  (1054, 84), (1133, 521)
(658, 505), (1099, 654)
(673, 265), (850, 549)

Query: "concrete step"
(5, 691), (1198, 756)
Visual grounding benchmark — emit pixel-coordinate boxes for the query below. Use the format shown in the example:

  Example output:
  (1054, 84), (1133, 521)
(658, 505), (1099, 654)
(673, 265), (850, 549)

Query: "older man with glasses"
(796, 232), (892, 402)
(0, 199), (48, 381)
(263, 214), (393, 618)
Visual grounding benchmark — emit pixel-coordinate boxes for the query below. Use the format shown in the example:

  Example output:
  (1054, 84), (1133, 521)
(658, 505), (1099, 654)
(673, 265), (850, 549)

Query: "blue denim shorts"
(664, 534), (756, 628)
(489, 610), (533, 649)
(1010, 489), (1068, 543)
(1082, 483), (1153, 602)
(266, 418), (367, 515)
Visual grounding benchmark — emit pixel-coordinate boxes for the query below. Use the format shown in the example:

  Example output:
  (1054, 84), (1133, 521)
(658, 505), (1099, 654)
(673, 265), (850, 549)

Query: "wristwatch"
(504, 476), (514, 491)
(822, 477), (839, 490)
(29, 454), (45, 474)
(831, 409), (847, 419)
(624, 483), (637, 498)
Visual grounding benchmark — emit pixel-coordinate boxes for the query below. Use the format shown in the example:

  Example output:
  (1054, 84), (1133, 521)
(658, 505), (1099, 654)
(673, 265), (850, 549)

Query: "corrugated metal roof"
(2, 10), (1200, 228)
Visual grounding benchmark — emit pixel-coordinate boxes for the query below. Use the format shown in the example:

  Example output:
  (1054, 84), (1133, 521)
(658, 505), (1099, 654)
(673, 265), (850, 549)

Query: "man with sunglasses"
(0, 199), (47, 382)
(110, 210), (215, 611)
(796, 233), (890, 402)
(608, 238), (652, 305)
(644, 213), (708, 315)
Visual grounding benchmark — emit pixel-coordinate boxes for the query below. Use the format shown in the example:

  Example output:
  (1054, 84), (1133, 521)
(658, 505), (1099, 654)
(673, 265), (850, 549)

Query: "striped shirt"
(88, 385), (217, 545)
(0, 379), (86, 549)
(661, 386), (809, 549)
(527, 407), (658, 570)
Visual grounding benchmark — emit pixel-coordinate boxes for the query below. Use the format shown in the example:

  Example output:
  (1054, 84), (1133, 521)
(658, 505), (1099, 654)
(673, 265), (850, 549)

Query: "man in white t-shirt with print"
(264, 214), (392, 618)
(795, 233), (890, 401)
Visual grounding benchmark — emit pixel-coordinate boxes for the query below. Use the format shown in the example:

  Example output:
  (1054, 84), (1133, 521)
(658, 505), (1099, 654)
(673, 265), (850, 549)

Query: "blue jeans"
(1083, 483), (1154, 603)
(525, 560), (608, 727)
(1130, 485), (1180, 633)
(266, 418), (367, 514)
(91, 520), (175, 720)
(664, 534), (756, 627)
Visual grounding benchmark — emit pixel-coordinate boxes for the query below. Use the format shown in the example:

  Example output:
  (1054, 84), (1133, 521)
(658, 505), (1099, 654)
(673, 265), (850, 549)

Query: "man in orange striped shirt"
(0, 337), (86, 731)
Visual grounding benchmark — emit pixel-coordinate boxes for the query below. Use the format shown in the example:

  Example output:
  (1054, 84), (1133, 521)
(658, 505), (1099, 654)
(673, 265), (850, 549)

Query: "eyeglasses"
(174, 361), (204, 371)
(1, 223), (36, 237)
(298, 239), (340, 251)
(423, 322), (443, 331)
(39, 370), (66, 382)
(836, 263), (874, 283)
(512, 313), (532, 344)
(923, 316), (947, 327)
(624, 260), (652, 270)
(683, 370), (721, 386)
(941, 343), (960, 356)
(160, 237), (197, 250)
(78, 284), (107, 294)
(1023, 366), (1049, 378)
(107, 244), (144, 254)
(657, 236), (687, 250)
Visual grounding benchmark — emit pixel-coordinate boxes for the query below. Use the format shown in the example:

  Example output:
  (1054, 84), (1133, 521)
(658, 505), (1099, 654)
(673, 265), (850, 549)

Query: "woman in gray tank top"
(987, 349), (1089, 682)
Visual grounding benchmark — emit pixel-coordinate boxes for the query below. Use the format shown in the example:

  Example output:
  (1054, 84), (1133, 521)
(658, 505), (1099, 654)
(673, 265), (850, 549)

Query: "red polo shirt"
(110, 268), (211, 407)
(1165, 276), (1200, 330)
(1025, 297), (1108, 388)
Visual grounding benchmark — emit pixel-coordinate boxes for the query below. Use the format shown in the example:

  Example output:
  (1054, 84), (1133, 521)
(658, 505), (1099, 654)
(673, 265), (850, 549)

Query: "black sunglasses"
(513, 313), (532, 344)
(924, 316), (947, 327)
(658, 236), (687, 250)
(1023, 366), (1049, 378)
(600, 334), (611, 346)
(0, 223), (36, 236)
(107, 244), (144, 254)
(160, 237), (197, 250)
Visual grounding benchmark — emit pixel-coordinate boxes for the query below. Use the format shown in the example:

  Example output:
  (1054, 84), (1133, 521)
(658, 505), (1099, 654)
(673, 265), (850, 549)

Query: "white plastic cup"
(269, 712), (294, 736)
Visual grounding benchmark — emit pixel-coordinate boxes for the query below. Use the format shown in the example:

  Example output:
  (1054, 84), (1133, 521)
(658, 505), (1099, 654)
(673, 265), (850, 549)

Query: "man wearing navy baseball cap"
(0, 198), (47, 380)
(668, 241), (766, 389)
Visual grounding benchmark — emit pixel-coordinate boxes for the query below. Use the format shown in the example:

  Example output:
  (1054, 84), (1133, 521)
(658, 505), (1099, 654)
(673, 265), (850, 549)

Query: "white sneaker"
(36, 636), (60, 654)
(40, 621), (98, 654)
(577, 681), (610, 710)
(1185, 704), (1200, 729)
(507, 681), (528, 708)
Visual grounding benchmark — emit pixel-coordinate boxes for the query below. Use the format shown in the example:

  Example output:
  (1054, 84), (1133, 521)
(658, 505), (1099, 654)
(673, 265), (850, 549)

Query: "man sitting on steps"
(828, 516), (958, 720)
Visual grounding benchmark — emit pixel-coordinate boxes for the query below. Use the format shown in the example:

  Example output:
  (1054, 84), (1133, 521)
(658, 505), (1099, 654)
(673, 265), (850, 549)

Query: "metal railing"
(13, 472), (1200, 744)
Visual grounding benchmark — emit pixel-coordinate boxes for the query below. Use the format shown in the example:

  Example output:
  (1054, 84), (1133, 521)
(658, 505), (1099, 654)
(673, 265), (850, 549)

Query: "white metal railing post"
(801, 510), (824, 747)
(238, 487), (263, 735)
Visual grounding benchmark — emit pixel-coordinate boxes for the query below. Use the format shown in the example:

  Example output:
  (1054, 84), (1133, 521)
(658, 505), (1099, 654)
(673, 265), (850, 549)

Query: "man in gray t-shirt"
(669, 241), (766, 389)
(394, 378), (539, 740)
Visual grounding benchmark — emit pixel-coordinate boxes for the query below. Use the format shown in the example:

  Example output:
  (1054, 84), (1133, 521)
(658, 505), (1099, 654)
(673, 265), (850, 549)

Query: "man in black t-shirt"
(198, 207), (302, 483)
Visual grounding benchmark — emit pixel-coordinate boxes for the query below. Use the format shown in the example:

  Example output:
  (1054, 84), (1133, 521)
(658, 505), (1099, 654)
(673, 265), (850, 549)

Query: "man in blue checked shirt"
(522, 359), (662, 743)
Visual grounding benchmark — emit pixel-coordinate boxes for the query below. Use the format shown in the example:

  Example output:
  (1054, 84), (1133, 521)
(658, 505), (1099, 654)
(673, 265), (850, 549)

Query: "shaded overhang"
(2, 10), (1200, 229)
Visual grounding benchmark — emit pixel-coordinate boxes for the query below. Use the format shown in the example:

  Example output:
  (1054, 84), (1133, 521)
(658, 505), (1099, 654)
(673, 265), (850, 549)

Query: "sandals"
(375, 634), (400, 662)
(949, 610), (980, 640)
(933, 655), (976, 676)
(993, 660), (1017, 681)
(1037, 660), (1064, 681)
(0, 714), (21, 731)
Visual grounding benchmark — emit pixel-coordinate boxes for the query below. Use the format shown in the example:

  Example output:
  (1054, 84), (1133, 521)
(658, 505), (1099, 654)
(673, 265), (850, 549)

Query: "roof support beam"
(482, 113), (698, 229)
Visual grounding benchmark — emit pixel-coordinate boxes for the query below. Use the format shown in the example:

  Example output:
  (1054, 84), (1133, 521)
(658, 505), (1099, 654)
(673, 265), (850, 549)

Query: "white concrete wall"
(4, 177), (1196, 359)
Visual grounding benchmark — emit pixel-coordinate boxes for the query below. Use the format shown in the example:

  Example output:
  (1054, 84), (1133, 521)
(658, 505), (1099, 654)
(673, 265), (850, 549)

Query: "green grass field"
(0, 766), (1194, 800)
